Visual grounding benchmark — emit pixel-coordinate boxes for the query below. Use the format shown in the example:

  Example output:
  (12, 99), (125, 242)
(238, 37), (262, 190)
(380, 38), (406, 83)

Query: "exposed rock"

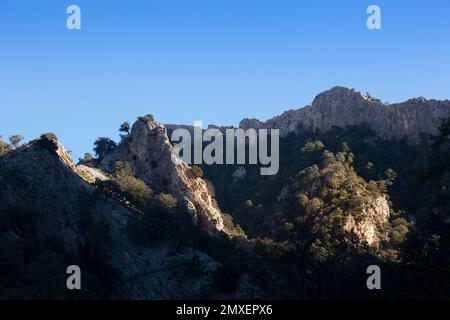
(343, 195), (390, 246)
(76, 164), (109, 184)
(240, 86), (450, 142)
(279, 154), (392, 246)
(100, 117), (227, 237)
(0, 138), (223, 299)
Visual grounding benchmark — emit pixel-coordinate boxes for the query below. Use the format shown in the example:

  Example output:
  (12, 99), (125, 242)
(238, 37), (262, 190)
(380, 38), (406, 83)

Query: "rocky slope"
(239, 87), (450, 142)
(0, 136), (247, 299)
(278, 156), (391, 246)
(100, 116), (229, 237)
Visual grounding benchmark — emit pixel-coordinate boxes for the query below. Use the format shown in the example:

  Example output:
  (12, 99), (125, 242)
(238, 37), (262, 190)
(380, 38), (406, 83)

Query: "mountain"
(239, 87), (450, 142)
(98, 116), (231, 237)
(0, 134), (254, 299)
(1, 86), (450, 299)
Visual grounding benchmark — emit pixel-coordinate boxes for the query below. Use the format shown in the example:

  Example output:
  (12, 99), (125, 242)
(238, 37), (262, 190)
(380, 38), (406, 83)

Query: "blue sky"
(0, 0), (449, 160)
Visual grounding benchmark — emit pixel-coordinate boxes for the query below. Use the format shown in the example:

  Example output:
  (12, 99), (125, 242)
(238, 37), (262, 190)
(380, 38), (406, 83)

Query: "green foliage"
(0, 135), (11, 155)
(191, 165), (204, 179)
(9, 135), (24, 149)
(156, 193), (178, 209)
(401, 118), (450, 297)
(93, 137), (116, 159)
(119, 121), (130, 135)
(112, 161), (154, 208)
(126, 204), (180, 246)
(243, 199), (253, 208)
(301, 140), (325, 153)
(222, 213), (246, 237)
(138, 114), (155, 123)
(84, 153), (94, 162)
(40, 132), (58, 141)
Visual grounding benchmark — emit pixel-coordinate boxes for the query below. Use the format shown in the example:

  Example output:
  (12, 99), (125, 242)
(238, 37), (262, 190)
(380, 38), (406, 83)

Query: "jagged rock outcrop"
(278, 151), (392, 246)
(0, 137), (223, 299)
(240, 86), (450, 142)
(100, 117), (227, 237)
(342, 195), (390, 246)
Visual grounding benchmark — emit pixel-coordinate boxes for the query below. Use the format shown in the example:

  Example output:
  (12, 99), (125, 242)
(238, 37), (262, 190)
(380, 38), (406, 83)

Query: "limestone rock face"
(0, 138), (222, 299)
(343, 196), (391, 246)
(100, 117), (226, 237)
(240, 87), (450, 142)
(279, 156), (392, 246)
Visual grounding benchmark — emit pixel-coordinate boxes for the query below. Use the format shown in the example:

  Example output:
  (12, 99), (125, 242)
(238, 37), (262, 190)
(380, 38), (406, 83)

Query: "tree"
(9, 135), (24, 149)
(93, 137), (116, 159)
(84, 153), (94, 162)
(403, 117), (450, 298)
(119, 121), (130, 135)
(262, 144), (397, 298)
(112, 161), (154, 209)
(243, 200), (253, 209)
(40, 132), (58, 141)
(0, 135), (11, 155)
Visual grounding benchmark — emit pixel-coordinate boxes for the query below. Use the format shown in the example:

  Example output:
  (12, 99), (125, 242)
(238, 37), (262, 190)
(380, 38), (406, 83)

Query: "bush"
(119, 121), (130, 135)
(243, 200), (253, 209)
(126, 204), (180, 246)
(0, 140), (11, 155)
(40, 132), (58, 141)
(138, 114), (155, 123)
(93, 137), (116, 159)
(156, 193), (178, 209)
(113, 161), (154, 208)
(9, 135), (24, 149)
(191, 166), (204, 179)
(222, 214), (246, 237)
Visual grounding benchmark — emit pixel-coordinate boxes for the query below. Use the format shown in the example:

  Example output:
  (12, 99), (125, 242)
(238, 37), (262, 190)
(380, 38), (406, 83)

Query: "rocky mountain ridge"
(239, 87), (450, 142)
(0, 136), (232, 298)
(0, 133), (262, 299)
(167, 87), (450, 143)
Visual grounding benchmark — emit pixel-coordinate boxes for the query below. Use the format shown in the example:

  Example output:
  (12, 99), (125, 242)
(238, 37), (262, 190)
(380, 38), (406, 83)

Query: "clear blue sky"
(1, 0), (449, 160)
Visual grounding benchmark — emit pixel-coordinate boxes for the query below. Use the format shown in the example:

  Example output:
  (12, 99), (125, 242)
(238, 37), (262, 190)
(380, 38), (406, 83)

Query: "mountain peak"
(238, 86), (450, 141)
(312, 86), (382, 107)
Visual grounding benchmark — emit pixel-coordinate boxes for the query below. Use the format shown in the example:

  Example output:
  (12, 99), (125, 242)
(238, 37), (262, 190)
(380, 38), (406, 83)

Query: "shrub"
(40, 132), (58, 141)
(145, 114), (155, 122)
(119, 121), (130, 135)
(113, 161), (154, 208)
(222, 214), (246, 237)
(126, 204), (179, 246)
(156, 193), (178, 209)
(191, 165), (204, 179)
(205, 180), (216, 197)
(243, 200), (253, 209)
(9, 135), (24, 149)
(83, 152), (94, 162)
(138, 114), (155, 123)
(93, 137), (116, 159)
(0, 140), (11, 155)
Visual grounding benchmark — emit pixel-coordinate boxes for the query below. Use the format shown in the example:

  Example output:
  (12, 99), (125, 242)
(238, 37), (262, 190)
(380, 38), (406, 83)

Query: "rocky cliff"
(0, 136), (230, 299)
(100, 116), (227, 237)
(277, 154), (392, 246)
(239, 86), (450, 142)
